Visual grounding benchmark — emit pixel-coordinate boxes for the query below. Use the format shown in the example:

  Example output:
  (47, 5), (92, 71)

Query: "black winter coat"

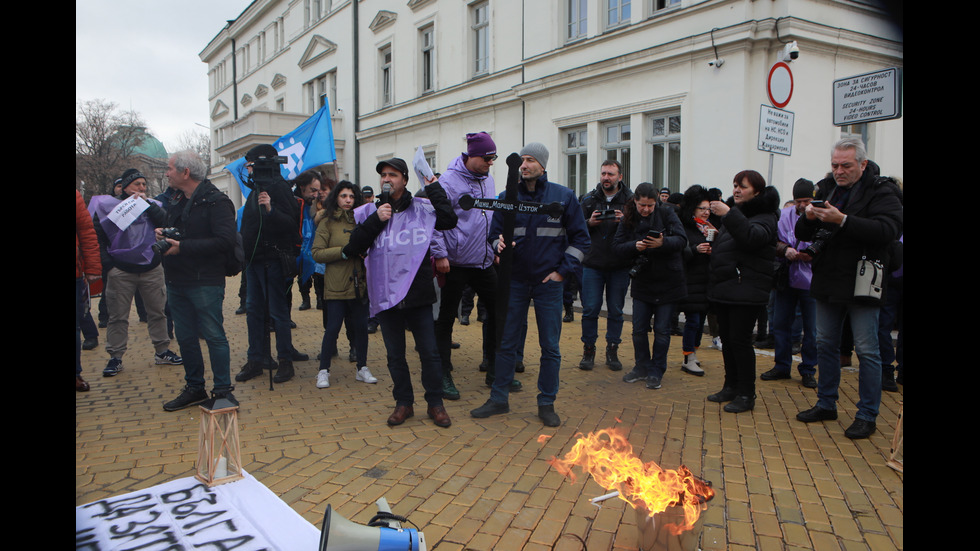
(676, 216), (711, 313)
(707, 187), (780, 306)
(162, 180), (237, 287)
(581, 184), (634, 270)
(343, 181), (457, 311)
(240, 176), (300, 264)
(612, 204), (687, 305)
(795, 160), (903, 305)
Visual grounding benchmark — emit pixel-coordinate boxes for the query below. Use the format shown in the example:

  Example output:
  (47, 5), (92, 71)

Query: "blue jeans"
(681, 311), (704, 353)
(167, 284), (231, 391)
(580, 267), (630, 346)
(492, 279), (563, 406)
(878, 277), (903, 375)
(631, 300), (674, 379)
(245, 260), (293, 361)
(772, 287), (816, 376)
(76, 278), (85, 376)
(815, 301), (882, 421)
(320, 299), (369, 371)
(377, 305), (443, 407)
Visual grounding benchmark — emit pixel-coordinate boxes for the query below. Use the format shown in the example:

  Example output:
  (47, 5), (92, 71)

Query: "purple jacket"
(777, 205), (812, 290)
(430, 156), (496, 269)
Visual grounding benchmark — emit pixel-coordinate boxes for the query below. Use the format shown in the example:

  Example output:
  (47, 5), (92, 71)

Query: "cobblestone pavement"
(76, 275), (903, 550)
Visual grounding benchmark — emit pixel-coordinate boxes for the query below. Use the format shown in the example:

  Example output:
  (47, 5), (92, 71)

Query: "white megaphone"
(318, 497), (426, 551)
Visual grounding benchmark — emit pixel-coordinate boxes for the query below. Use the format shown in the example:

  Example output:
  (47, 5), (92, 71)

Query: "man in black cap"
(235, 144), (302, 384)
(761, 178), (818, 389)
(342, 158), (457, 428)
(90, 168), (182, 377)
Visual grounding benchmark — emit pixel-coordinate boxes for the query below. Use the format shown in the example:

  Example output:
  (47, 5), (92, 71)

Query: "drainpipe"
(228, 23), (238, 121)
(352, 0), (360, 184)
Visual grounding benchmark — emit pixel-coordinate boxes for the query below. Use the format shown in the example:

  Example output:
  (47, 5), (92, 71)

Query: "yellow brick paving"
(76, 275), (903, 550)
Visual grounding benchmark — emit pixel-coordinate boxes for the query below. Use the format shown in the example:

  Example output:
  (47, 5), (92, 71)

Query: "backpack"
(226, 232), (246, 277)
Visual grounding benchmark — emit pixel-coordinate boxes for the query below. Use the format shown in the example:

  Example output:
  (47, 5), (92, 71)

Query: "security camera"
(708, 58), (724, 68)
(781, 41), (800, 62)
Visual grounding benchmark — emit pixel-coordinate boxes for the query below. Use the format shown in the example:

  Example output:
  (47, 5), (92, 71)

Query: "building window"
(567, 0), (587, 42)
(420, 25), (435, 94)
(380, 45), (393, 107)
(653, 0), (681, 14)
(306, 71), (336, 114)
(564, 127), (589, 197)
(472, 1), (489, 76)
(607, 0), (630, 28)
(603, 120), (630, 186)
(650, 113), (681, 193)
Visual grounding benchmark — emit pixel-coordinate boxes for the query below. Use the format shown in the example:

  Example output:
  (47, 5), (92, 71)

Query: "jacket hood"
(735, 186), (781, 219)
(446, 155), (490, 183)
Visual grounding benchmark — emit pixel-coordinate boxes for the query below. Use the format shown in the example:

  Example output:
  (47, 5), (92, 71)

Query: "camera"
(628, 255), (649, 279)
(153, 227), (182, 255)
(595, 208), (617, 221)
(781, 41), (800, 62)
(802, 228), (832, 258)
(247, 153), (288, 192)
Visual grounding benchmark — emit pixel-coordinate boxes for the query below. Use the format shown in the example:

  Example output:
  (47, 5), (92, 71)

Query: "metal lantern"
(195, 396), (243, 487)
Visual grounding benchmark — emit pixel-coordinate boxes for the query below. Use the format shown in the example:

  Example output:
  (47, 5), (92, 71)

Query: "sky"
(76, 0), (252, 153)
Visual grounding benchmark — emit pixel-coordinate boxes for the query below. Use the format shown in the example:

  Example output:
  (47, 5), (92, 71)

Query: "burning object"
(547, 428), (714, 549)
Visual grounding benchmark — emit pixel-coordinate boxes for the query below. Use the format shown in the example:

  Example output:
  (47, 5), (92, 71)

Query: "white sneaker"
(712, 337), (723, 350)
(681, 353), (704, 376)
(316, 369), (330, 388)
(356, 366), (378, 384)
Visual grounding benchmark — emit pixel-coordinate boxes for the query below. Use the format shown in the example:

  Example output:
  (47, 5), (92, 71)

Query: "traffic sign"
(758, 105), (795, 156)
(767, 62), (794, 108)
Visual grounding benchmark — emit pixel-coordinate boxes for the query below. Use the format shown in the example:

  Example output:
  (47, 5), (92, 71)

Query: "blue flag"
(224, 103), (337, 198)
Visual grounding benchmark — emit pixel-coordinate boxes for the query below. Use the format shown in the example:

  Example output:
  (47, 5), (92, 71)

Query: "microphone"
(379, 183), (391, 205)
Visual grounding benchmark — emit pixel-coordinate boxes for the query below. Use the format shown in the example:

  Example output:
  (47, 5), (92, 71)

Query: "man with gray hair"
(793, 137), (903, 439)
(471, 142), (590, 426)
(159, 150), (239, 411)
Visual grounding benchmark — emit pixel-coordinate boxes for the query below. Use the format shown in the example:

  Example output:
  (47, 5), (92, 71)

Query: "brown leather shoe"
(387, 405), (414, 426)
(427, 405), (452, 428)
(75, 375), (90, 392)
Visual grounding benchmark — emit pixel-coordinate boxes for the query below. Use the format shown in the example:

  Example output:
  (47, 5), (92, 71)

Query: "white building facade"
(201, 0), (903, 206)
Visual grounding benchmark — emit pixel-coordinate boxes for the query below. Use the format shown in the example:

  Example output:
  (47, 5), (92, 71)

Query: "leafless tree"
(173, 129), (212, 173)
(75, 99), (148, 199)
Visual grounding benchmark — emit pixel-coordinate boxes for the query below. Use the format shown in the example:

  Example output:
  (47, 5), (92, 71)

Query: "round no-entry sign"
(767, 61), (794, 108)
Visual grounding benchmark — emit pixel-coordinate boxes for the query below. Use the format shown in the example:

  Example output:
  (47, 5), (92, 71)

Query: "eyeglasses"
(695, 206), (710, 211)
(482, 155), (498, 162)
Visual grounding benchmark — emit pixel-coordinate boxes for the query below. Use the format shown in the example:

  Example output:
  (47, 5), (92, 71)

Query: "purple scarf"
(89, 195), (161, 266)
(355, 198), (436, 317)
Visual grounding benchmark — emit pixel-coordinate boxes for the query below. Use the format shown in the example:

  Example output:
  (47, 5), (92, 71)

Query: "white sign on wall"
(833, 68), (902, 125)
(758, 105), (795, 156)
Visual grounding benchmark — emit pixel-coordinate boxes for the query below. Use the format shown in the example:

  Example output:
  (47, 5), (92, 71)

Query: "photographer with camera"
(157, 151), (238, 411)
(760, 179), (819, 389)
(794, 138), (903, 439)
(610, 183), (687, 391)
(578, 160), (634, 371)
(90, 168), (182, 378)
(234, 144), (302, 385)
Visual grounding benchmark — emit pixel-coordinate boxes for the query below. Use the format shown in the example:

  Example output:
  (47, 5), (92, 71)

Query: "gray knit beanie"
(519, 142), (549, 170)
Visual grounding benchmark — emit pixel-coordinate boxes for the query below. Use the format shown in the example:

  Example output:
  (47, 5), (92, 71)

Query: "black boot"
(274, 358), (294, 383)
(605, 343), (622, 371)
(563, 304), (574, 322)
(579, 345), (596, 370)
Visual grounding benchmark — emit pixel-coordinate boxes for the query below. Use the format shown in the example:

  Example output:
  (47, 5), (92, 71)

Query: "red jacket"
(76, 190), (102, 278)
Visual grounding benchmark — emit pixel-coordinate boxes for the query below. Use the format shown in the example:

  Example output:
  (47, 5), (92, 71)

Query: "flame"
(546, 428), (713, 535)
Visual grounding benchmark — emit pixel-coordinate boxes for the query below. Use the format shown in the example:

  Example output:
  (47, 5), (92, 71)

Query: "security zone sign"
(833, 67), (902, 125)
(758, 105), (795, 156)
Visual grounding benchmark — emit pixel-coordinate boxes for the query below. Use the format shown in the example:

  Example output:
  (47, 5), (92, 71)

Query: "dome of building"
(114, 126), (169, 159)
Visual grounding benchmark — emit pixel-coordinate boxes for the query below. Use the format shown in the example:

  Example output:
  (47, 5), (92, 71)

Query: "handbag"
(854, 254), (884, 299)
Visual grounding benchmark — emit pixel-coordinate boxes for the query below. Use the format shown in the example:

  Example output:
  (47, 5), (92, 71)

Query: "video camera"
(245, 146), (288, 192)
